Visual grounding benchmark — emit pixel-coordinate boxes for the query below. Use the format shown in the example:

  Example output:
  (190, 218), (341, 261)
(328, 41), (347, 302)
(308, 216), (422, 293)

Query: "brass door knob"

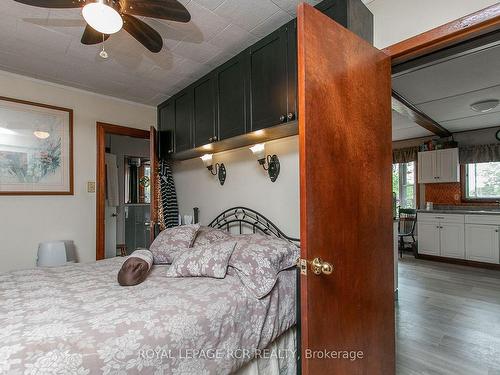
(311, 257), (333, 275)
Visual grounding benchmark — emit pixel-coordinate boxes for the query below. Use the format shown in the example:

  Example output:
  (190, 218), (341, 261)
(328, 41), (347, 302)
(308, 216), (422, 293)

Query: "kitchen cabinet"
(157, 0), (373, 159)
(417, 221), (441, 256)
(158, 101), (175, 155)
(417, 148), (460, 183)
(465, 224), (499, 263)
(216, 55), (248, 140)
(174, 90), (194, 153)
(418, 213), (465, 258)
(193, 77), (216, 147)
(465, 215), (500, 264)
(249, 25), (290, 131)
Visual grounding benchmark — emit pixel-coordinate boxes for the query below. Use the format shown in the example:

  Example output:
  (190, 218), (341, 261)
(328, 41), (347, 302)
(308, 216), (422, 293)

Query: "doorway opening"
(96, 122), (151, 260)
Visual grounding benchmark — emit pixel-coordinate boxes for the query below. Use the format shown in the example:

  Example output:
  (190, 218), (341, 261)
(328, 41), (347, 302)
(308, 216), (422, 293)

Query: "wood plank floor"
(397, 255), (500, 375)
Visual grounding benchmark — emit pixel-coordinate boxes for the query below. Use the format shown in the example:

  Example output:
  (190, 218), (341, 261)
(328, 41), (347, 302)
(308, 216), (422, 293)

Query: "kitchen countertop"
(417, 209), (500, 216)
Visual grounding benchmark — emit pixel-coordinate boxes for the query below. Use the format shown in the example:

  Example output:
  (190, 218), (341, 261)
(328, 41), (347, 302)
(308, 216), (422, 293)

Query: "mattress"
(0, 257), (297, 374)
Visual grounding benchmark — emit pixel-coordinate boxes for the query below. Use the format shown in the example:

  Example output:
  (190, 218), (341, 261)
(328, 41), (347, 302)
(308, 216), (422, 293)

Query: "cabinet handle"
(280, 115), (286, 123)
(287, 112), (295, 121)
(495, 229), (499, 232)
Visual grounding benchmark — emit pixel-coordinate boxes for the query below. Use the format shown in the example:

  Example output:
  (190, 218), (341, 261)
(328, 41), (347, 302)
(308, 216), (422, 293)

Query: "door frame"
(384, 3), (500, 66)
(96, 122), (150, 260)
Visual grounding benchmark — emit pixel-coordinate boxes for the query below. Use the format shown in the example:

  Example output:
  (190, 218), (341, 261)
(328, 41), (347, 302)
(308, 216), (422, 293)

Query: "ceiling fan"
(12, 0), (191, 53)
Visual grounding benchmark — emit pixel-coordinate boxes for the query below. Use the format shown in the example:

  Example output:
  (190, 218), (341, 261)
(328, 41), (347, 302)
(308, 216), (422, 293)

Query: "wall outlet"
(87, 181), (96, 193)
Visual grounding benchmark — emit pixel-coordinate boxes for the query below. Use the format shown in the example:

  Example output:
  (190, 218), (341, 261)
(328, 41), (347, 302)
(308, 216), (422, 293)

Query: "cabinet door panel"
(418, 151), (436, 183)
(440, 222), (465, 259)
(158, 101), (175, 155)
(249, 27), (288, 131)
(417, 221), (440, 256)
(436, 148), (459, 183)
(174, 91), (193, 153)
(193, 78), (216, 147)
(217, 56), (247, 140)
(465, 224), (500, 264)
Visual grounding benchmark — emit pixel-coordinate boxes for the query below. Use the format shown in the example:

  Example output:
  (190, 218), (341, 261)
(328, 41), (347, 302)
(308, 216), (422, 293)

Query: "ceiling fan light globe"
(82, 2), (123, 35)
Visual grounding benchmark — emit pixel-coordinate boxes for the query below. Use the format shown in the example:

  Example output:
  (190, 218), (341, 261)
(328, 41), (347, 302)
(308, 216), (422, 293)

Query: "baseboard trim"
(416, 254), (500, 270)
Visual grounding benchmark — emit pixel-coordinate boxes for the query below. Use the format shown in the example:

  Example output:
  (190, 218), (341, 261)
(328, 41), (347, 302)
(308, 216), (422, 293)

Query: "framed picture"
(0, 96), (73, 195)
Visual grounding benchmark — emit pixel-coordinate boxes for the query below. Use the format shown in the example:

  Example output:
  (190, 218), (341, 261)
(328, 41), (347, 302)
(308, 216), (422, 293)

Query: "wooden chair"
(398, 208), (417, 258)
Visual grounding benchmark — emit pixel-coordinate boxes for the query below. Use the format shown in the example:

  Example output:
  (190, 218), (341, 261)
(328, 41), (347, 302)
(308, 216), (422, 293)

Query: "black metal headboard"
(208, 207), (300, 246)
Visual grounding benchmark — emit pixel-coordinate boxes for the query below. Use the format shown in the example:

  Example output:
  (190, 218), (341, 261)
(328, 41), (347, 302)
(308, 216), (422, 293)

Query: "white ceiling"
(0, 0), (336, 106)
(392, 43), (500, 134)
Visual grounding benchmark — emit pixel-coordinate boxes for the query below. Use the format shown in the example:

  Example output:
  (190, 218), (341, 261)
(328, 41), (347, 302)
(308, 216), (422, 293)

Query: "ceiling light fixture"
(33, 131), (50, 139)
(470, 99), (499, 113)
(82, 0), (123, 35)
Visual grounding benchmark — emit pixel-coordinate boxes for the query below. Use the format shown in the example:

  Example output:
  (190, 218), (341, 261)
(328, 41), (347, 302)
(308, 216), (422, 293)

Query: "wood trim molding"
(417, 253), (500, 270)
(95, 122), (150, 261)
(0, 95), (74, 195)
(392, 91), (451, 137)
(384, 3), (500, 65)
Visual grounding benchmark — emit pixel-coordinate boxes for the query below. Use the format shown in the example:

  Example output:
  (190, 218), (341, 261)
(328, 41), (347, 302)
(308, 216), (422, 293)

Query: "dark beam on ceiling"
(392, 91), (452, 137)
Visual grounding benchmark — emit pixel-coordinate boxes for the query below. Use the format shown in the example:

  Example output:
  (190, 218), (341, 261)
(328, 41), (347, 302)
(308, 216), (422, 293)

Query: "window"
(464, 162), (500, 200)
(392, 162), (416, 209)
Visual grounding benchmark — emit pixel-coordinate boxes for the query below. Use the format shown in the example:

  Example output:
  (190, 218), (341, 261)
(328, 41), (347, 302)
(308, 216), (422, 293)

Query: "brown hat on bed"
(118, 249), (154, 286)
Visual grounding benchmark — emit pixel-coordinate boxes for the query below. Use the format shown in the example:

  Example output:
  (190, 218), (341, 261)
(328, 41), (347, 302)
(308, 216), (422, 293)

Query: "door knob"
(280, 114), (286, 122)
(311, 257), (333, 275)
(287, 112), (295, 121)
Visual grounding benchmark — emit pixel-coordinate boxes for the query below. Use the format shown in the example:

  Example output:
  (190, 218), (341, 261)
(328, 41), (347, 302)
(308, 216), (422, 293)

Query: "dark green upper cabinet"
(193, 77), (216, 147)
(249, 25), (289, 132)
(157, 0), (373, 159)
(158, 101), (175, 155)
(174, 90), (193, 153)
(216, 55), (248, 140)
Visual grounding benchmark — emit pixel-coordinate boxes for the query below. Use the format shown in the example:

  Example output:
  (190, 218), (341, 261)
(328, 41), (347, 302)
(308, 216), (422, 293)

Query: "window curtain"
(157, 160), (179, 229)
(459, 144), (500, 164)
(392, 146), (419, 164)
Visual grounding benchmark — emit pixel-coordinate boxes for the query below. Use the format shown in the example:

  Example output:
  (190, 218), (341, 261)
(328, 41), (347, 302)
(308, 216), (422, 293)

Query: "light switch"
(87, 181), (96, 193)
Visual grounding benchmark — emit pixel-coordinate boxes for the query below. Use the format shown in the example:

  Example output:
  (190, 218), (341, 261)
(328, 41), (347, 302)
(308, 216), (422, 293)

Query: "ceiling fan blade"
(12, 0), (87, 8)
(120, 0), (191, 23)
(81, 24), (110, 45)
(122, 14), (163, 53)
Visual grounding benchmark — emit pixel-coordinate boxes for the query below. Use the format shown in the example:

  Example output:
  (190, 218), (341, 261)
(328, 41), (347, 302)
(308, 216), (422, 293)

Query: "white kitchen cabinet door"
(418, 151), (436, 183)
(465, 224), (500, 264)
(440, 222), (465, 259)
(436, 148), (459, 183)
(418, 221), (440, 256)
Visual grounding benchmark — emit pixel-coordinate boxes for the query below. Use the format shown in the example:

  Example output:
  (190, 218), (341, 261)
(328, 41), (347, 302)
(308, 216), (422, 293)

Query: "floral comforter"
(0, 257), (296, 374)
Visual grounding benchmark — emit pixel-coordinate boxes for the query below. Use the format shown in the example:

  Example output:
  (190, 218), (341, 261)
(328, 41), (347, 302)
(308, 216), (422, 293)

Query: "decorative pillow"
(192, 226), (232, 246)
(166, 241), (237, 278)
(229, 235), (300, 299)
(149, 224), (200, 264)
(117, 249), (154, 286)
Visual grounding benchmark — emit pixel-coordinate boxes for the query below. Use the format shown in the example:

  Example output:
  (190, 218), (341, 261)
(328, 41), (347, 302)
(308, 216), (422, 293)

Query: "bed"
(0, 207), (299, 375)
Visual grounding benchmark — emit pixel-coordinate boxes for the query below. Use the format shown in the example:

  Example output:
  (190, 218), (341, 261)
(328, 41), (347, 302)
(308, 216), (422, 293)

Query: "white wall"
(173, 0), (497, 240)
(0, 71), (156, 272)
(174, 136), (300, 237)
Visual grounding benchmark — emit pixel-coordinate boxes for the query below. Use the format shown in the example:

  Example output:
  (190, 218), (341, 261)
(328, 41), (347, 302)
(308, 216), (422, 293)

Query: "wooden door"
(193, 77), (217, 147)
(440, 222), (465, 259)
(297, 4), (394, 374)
(216, 55), (248, 140)
(249, 25), (289, 131)
(174, 90), (193, 153)
(150, 126), (158, 244)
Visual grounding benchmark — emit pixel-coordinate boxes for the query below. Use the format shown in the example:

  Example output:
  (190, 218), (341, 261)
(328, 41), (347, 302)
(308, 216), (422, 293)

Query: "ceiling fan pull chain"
(99, 34), (109, 59)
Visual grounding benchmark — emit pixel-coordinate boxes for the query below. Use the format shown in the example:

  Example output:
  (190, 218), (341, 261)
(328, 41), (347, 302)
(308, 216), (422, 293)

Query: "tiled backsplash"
(425, 183), (497, 206)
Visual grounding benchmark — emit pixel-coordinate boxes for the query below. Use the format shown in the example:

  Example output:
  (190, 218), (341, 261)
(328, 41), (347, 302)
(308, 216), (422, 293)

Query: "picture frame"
(0, 96), (73, 195)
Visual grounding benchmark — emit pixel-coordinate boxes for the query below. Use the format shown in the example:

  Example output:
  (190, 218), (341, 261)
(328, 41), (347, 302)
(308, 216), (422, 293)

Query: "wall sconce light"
(249, 143), (280, 182)
(200, 154), (226, 186)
